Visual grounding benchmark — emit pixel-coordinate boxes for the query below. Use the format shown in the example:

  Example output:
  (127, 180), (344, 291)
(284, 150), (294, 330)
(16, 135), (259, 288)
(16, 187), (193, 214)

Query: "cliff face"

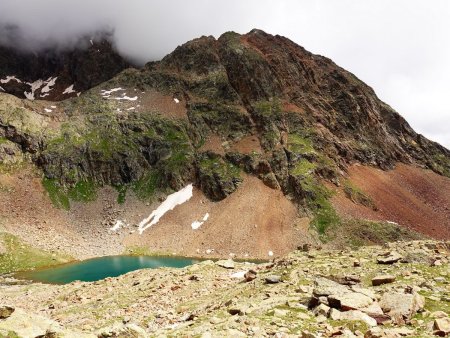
(0, 36), (130, 101)
(0, 29), (449, 233)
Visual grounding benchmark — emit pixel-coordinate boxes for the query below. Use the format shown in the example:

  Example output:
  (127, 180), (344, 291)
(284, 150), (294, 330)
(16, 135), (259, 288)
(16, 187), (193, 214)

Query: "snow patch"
(101, 88), (124, 96)
(268, 251), (274, 257)
(63, 84), (76, 95)
(386, 221), (398, 225)
(44, 108), (52, 113)
(191, 213), (210, 230)
(138, 184), (193, 234)
(110, 220), (126, 232)
(114, 95), (138, 101)
(41, 77), (57, 93)
(90, 39), (94, 46)
(0, 76), (22, 84)
(24, 79), (44, 100)
(174, 98), (180, 103)
(126, 107), (136, 111)
(51, 105), (57, 109)
(0, 86), (4, 91)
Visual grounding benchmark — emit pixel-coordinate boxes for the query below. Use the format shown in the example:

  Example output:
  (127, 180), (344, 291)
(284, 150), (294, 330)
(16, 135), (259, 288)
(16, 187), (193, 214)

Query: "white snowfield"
(24, 78), (57, 100)
(174, 98), (180, 103)
(0, 76), (22, 84)
(191, 213), (210, 230)
(138, 184), (193, 234)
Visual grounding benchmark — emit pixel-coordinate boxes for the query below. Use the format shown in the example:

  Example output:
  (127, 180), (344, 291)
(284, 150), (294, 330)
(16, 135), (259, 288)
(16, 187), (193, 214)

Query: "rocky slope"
(0, 33), (130, 101)
(2, 30), (449, 221)
(1, 240), (449, 337)
(0, 28), (449, 266)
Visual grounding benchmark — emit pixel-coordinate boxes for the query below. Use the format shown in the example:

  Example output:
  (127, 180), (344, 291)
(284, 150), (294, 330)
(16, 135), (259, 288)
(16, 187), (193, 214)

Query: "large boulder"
(379, 290), (425, 324)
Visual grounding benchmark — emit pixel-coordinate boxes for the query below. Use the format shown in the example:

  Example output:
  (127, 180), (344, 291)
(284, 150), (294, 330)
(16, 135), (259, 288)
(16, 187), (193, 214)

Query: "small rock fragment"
(265, 275), (281, 284)
(216, 259), (235, 269)
(372, 274), (396, 286)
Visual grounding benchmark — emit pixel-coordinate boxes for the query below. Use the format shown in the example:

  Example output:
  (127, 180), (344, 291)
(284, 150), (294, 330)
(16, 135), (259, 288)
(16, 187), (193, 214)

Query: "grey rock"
(265, 275), (281, 284)
(377, 251), (402, 264)
(216, 259), (235, 269)
(372, 274), (396, 286)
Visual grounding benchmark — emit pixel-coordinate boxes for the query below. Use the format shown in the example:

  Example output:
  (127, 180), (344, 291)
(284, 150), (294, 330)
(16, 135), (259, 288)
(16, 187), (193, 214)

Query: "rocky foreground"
(0, 240), (449, 337)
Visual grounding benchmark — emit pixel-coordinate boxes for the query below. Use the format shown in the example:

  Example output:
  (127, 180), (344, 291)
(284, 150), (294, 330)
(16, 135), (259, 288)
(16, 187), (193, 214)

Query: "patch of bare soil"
(230, 134), (263, 154)
(332, 163), (450, 239)
(132, 88), (187, 119)
(0, 165), (129, 259)
(0, 165), (313, 260)
(125, 175), (312, 259)
(199, 134), (225, 155)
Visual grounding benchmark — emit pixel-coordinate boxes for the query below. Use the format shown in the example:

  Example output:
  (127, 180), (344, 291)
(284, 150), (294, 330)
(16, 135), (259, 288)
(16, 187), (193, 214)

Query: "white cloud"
(0, 0), (448, 147)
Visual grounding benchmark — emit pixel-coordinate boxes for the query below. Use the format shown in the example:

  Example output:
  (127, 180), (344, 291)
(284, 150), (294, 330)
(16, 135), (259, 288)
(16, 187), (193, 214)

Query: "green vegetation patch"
(0, 232), (72, 274)
(131, 169), (162, 201)
(42, 178), (70, 210)
(343, 180), (377, 210)
(42, 178), (97, 210)
(288, 134), (315, 155)
(199, 155), (241, 179)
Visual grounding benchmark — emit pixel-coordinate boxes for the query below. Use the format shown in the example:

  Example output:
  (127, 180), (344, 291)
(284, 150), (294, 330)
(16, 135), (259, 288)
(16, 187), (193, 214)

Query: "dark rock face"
(0, 35), (130, 101)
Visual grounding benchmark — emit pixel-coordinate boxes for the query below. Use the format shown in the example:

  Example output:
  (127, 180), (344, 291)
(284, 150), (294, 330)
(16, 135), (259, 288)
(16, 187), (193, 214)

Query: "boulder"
(434, 317), (450, 336)
(216, 259), (235, 269)
(328, 292), (374, 311)
(265, 275), (281, 284)
(330, 309), (377, 327)
(313, 277), (351, 297)
(244, 269), (257, 282)
(372, 275), (396, 286)
(377, 251), (402, 264)
(0, 306), (14, 319)
(312, 303), (330, 317)
(379, 291), (425, 324)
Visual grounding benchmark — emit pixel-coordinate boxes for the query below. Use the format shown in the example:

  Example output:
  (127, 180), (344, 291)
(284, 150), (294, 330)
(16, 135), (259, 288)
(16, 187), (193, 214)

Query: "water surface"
(17, 255), (200, 284)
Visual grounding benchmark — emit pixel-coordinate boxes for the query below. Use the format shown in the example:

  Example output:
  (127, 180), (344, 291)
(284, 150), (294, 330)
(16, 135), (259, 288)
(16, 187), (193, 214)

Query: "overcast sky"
(0, 0), (448, 148)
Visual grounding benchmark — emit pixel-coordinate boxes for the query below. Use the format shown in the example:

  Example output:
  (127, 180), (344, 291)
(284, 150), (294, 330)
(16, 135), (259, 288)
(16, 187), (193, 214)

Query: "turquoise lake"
(17, 256), (201, 284)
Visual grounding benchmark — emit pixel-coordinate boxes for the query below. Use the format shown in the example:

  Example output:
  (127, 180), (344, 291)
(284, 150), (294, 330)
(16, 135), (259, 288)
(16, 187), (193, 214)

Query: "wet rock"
(377, 251), (402, 264)
(372, 275), (396, 286)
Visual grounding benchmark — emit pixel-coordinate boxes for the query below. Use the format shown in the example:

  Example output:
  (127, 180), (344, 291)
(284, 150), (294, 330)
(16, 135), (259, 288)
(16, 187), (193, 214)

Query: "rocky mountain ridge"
(1, 29), (448, 225)
(0, 33), (130, 101)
